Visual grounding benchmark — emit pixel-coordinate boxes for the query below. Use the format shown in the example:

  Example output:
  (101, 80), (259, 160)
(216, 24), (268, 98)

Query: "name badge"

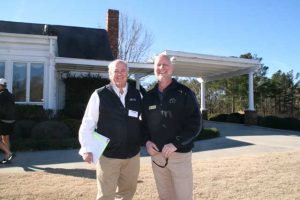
(149, 105), (156, 110)
(128, 110), (138, 118)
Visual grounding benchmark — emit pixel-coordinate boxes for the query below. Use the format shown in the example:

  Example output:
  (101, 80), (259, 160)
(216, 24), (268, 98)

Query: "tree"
(118, 13), (154, 62)
(271, 70), (300, 117)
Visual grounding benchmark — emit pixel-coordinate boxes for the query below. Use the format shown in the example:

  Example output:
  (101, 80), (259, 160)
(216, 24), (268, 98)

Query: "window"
(13, 62), (44, 103)
(0, 62), (4, 78)
(30, 63), (44, 102)
(13, 63), (27, 102)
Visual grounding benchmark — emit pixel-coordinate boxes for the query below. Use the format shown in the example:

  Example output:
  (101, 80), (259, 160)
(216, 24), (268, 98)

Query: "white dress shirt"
(112, 84), (128, 107)
(78, 84), (128, 155)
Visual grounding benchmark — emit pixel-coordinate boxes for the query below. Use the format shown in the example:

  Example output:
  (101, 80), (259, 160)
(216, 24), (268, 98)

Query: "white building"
(0, 10), (261, 124)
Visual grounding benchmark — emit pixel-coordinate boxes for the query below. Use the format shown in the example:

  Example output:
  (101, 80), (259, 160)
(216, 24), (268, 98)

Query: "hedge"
(11, 138), (80, 151)
(195, 128), (220, 141)
(210, 113), (300, 131)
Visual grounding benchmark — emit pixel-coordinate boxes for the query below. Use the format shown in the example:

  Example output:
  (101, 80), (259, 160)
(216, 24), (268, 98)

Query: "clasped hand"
(146, 141), (177, 158)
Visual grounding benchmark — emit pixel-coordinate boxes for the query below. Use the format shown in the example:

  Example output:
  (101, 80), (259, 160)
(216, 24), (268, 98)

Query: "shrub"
(15, 105), (51, 121)
(226, 113), (244, 124)
(258, 116), (282, 129)
(61, 103), (87, 119)
(281, 117), (300, 131)
(13, 120), (37, 139)
(195, 128), (220, 141)
(209, 114), (228, 122)
(258, 115), (300, 131)
(31, 120), (72, 140)
(11, 138), (80, 151)
(62, 118), (82, 137)
(64, 75), (109, 104)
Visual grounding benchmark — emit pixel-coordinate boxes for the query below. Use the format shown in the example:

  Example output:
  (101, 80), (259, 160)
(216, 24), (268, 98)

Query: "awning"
(162, 50), (261, 81)
(55, 50), (261, 81)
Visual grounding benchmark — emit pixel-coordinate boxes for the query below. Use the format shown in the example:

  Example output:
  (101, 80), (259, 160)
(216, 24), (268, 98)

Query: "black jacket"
(97, 84), (142, 159)
(0, 89), (16, 120)
(142, 79), (202, 152)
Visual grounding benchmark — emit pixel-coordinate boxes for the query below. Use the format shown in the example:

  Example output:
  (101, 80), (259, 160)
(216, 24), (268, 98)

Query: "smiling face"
(154, 55), (174, 83)
(109, 60), (128, 89)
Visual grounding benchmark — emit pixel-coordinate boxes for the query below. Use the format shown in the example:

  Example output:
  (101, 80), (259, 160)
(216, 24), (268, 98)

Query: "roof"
(162, 50), (261, 81)
(55, 50), (261, 82)
(0, 20), (260, 80)
(0, 20), (114, 61)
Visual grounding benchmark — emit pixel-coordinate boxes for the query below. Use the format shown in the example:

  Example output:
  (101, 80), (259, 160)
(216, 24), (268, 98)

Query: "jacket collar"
(150, 78), (178, 95)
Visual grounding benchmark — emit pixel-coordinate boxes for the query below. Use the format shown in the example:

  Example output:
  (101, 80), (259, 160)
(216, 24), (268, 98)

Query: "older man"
(142, 54), (202, 200)
(79, 59), (142, 200)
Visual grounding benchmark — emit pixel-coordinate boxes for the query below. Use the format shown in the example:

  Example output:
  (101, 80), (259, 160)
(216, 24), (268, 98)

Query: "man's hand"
(82, 152), (93, 164)
(162, 143), (177, 158)
(146, 141), (159, 156)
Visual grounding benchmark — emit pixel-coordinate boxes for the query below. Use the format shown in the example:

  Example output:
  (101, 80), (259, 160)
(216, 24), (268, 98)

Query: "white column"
(197, 78), (206, 111)
(201, 81), (206, 111)
(46, 37), (57, 110)
(248, 71), (255, 111)
(5, 61), (13, 92)
(56, 72), (66, 110)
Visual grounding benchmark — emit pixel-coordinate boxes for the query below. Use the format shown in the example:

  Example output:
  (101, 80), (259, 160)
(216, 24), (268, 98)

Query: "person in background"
(142, 54), (202, 200)
(79, 59), (142, 200)
(0, 78), (16, 164)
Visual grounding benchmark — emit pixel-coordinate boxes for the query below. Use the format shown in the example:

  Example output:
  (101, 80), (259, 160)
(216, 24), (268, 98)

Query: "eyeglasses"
(152, 158), (168, 168)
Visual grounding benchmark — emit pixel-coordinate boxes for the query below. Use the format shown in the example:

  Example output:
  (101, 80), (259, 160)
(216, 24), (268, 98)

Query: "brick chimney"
(106, 9), (119, 59)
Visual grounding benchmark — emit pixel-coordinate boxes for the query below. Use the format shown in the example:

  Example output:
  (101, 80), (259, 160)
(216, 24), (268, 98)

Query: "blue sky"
(1, 0), (300, 77)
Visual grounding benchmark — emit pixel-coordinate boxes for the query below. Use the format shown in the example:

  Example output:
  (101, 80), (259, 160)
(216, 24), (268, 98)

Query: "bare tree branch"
(118, 13), (154, 62)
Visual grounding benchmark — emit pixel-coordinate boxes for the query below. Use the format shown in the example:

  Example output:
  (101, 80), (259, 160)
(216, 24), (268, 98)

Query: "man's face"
(154, 56), (174, 82)
(110, 62), (128, 88)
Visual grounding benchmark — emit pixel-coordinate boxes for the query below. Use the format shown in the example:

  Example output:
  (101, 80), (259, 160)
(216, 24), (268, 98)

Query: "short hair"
(154, 54), (175, 65)
(108, 59), (129, 80)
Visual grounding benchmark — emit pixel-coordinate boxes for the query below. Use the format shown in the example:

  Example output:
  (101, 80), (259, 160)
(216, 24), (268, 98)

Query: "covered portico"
(161, 50), (261, 124)
(55, 50), (261, 125)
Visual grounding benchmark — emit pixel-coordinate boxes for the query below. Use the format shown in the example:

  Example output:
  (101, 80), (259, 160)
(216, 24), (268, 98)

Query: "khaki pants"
(96, 153), (140, 200)
(151, 152), (193, 200)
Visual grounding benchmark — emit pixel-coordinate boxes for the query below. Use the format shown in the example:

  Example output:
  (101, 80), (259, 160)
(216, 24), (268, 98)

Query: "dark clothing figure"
(143, 55), (202, 200)
(143, 79), (202, 152)
(0, 79), (16, 164)
(96, 84), (142, 159)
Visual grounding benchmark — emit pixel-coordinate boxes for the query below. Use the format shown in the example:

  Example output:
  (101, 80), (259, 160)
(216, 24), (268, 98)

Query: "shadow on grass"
(22, 165), (96, 179)
(192, 137), (254, 152)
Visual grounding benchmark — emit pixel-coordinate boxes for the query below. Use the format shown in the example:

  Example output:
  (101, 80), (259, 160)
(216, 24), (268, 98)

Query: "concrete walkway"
(193, 121), (300, 160)
(0, 121), (299, 173)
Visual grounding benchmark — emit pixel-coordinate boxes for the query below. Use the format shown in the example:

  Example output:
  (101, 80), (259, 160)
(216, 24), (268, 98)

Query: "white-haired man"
(79, 60), (142, 200)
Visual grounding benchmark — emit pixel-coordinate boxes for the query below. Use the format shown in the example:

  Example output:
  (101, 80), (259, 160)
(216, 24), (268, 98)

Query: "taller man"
(142, 54), (202, 200)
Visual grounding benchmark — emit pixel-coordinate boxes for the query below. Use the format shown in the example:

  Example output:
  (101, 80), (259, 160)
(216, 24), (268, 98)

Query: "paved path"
(0, 121), (299, 173)
(193, 121), (300, 160)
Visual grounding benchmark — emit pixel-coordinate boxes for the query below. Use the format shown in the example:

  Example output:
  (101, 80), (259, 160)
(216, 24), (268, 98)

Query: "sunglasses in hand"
(152, 157), (168, 168)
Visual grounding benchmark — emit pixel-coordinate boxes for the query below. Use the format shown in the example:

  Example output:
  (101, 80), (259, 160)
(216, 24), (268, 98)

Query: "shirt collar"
(112, 83), (128, 95)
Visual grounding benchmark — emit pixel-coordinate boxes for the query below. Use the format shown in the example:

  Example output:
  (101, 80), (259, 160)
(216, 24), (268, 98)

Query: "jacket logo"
(129, 98), (136, 101)
(169, 98), (176, 104)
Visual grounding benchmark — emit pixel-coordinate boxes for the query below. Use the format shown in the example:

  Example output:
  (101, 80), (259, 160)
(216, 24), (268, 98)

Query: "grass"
(0, 150), (299, 200)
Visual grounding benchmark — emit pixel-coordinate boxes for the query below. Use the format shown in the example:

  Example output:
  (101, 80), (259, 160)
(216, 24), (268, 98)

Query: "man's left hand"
(162, 143), (177, 158)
